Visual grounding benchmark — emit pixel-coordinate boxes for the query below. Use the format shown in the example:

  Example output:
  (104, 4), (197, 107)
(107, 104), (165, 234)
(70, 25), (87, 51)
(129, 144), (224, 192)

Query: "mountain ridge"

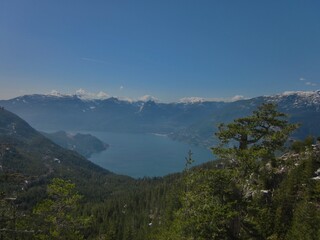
(7, 89), (320, 103)
(1, 90), (320, 147)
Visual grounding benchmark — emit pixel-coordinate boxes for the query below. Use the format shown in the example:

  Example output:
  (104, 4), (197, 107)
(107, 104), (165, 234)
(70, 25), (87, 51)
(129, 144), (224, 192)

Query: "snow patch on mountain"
(96, 91), (109, 99)
(230, 95), (246, 101)
(178, 97), (206, 103)
(75, 89), (110, 100)
(139, 95), (159, 102)
(117, 97), (134, 103)
(178, 95), (246, 104)
(268, 90), (320, 108)
(47, 89), (154, 102)
(47, 89), (110, 100)
(138, 103), (145, 113)
(13, 89), (320, 107)
(49, 90), (65, 97)
(281, 90), (320, 98)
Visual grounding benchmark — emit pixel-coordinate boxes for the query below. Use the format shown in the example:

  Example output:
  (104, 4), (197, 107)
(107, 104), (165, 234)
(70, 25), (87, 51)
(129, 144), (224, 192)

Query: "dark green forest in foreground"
(1, 103), (320, 239)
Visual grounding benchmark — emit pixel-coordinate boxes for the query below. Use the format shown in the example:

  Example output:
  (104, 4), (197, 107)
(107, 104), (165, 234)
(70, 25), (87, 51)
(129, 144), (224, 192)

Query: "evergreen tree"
(172, 104), (299, 240)
(33, 178), (90, 240)
(212, 103), (298, 168)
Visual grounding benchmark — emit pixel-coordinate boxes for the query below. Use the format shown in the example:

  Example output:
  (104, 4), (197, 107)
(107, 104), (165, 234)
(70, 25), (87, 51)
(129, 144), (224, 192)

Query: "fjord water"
(87, 132), (213, 178)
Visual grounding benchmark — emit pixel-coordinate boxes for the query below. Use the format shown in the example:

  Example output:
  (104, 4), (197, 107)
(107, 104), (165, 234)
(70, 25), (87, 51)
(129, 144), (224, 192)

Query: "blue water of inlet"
(86, 131), (214, 178)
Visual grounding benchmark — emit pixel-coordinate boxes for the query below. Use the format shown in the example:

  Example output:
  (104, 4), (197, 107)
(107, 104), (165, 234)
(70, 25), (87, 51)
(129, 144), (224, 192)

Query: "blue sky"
(1, 0), (320, 101)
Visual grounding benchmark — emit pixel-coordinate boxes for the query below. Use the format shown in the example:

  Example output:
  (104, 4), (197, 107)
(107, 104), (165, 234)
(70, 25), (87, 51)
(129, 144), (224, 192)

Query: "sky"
(0, 0), (320, 102)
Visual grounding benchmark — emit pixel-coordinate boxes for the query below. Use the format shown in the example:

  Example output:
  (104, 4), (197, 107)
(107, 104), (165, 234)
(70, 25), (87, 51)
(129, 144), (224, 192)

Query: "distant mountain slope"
(41, 131), (109, 158)
(0, 94), (225, 133)
(0, 108), (132, 204)
(172, 91), (320, 146)
(1, 91), (320, 146)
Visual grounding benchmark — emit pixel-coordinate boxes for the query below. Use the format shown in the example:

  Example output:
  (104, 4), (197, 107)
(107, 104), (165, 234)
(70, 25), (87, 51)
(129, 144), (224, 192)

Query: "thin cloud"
(80, 57), (108, 64)
(306, 82), (317, 86)
(299, 77), (317, 86)
(120, 85), (124, 90)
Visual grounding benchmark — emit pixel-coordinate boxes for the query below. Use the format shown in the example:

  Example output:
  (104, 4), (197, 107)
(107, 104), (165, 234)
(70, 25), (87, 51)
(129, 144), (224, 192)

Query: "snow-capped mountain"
(1, 90), (320, 146)
(47, 89), (161, 103)
(267, 90), (320, 110)
(178, 97), (207, 104)
(48, 89), (110, 101)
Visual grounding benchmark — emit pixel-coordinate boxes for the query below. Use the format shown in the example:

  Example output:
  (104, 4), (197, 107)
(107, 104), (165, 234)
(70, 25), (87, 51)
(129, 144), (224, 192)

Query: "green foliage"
(33, 178), (90, 240)
(160, 104), (320, 240)
(212, 103), (298, 164)
(85, 174), (183, 239)
(179, 168), (239, 240)
(290, 135), (314, 153)
(268, 151), (320, 239)
(211, 103), (298, 200)
(2, 103), (320, 240)
(0, 193), (14, 240)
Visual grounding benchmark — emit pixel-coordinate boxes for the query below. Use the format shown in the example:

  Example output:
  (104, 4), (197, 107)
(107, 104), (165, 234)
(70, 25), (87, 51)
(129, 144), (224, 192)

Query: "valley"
(2, 2), (320, 238)
(3, 91), (320, 177)
(2, 91), (320, 147)
(1, 98), (320, 239)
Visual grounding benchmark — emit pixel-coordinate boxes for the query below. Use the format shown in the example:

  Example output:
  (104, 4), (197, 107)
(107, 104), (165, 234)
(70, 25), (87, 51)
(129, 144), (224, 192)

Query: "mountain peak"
(267, 90), (320, 108)
(48, 90), (65, 97)
(46, 89), (110, 101)
(74, 89), (110, 100)
(177, 95), (246, 104)
(279, 90), (320, 97)
(178, 97), (206, 104)
(138, 95), (159, 102)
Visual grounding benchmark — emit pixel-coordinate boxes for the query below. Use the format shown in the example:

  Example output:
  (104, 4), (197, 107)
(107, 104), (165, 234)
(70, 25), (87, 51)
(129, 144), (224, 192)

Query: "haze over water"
(87, 131), (213, 178)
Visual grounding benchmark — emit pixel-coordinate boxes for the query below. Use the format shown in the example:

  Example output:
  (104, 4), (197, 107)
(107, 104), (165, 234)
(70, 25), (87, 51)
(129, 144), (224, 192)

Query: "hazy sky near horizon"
(1, 0), (320, 101)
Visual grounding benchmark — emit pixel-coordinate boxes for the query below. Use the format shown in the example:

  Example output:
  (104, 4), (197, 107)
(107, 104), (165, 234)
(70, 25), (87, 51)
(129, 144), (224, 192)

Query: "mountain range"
(1, 91), (320, 239)
(1, 90), (320, 147)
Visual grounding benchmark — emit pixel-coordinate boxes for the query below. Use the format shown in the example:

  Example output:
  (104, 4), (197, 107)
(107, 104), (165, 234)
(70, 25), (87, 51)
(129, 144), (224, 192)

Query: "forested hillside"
(152, 104), (320, 239)
(1, 104), (320, 239)
(0, 108), (135, 239)
(42, 131), (109, 158)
